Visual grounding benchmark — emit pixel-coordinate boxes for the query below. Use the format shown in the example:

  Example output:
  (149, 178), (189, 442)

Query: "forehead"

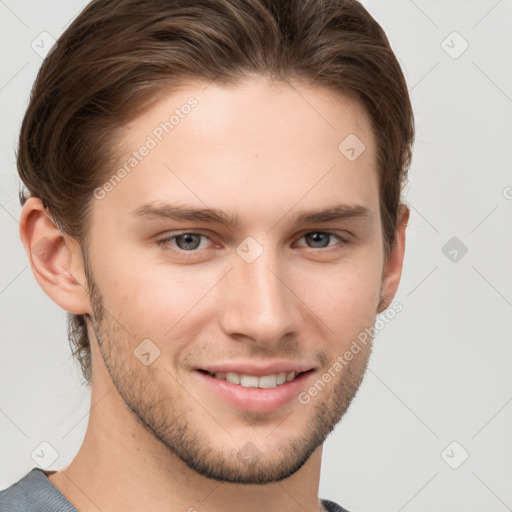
(125, 77), (375, 153)
(93, 78), (379, 230)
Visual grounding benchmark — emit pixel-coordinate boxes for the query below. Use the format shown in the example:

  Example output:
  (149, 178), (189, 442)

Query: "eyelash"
(156, 230), (350, 256)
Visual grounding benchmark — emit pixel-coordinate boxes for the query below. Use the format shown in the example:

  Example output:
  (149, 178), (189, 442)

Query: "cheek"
(300, 259), (382, 336)
(91, 230), (382, 344)
(103, 258), (218, 340)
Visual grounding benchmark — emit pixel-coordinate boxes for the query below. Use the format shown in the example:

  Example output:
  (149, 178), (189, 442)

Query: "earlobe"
(377, 204), (410, 314)
(19, 197), (91, 315)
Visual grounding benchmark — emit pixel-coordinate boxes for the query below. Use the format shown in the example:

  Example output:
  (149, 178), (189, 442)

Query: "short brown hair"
(18, 0), (414, 385)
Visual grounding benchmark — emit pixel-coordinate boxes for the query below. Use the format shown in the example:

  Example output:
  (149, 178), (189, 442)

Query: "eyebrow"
(129, 201), (371, 228)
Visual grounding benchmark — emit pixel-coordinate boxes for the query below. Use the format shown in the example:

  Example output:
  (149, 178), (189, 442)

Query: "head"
(19, 0), (413, 484)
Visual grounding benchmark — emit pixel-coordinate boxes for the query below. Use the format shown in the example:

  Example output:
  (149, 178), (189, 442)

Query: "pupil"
(179, 233), (199, 250)
(309, 233), (328, 248)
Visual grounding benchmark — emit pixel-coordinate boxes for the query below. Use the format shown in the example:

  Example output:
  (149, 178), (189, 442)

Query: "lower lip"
(194, 370), (314, 414)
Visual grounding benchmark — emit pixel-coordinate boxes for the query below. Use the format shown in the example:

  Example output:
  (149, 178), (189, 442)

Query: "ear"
(19, 197), (91, 315)
(377, 204), (410, 314)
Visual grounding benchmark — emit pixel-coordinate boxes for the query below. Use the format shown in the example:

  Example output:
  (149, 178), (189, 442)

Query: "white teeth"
(240, 375), (259, 388)
(258, 375), (277, 388)
(286, 371), (296, 382)
(211, 371), (300, 388)
(225, 372), (240, 385)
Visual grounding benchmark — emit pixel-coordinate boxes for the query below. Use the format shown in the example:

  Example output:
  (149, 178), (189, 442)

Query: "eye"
(157, 231), (212, 253)
(295, 231), (348, 250)
(156, 230), (349, 256)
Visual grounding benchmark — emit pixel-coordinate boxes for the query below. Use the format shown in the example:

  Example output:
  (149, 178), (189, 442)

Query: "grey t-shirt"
(0, 468), (350, 512)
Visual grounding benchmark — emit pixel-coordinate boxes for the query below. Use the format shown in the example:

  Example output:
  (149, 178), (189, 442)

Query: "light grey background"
(1, 1), (511, 511)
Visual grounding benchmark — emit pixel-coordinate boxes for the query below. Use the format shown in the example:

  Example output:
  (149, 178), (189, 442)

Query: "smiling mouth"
(198, 369), (312, 389)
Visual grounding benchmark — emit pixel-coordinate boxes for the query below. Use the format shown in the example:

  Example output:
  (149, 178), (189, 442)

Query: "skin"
(20, 77), (409, 512)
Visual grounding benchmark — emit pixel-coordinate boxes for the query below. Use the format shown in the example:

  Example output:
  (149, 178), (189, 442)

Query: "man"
(0, 0), (413, 510)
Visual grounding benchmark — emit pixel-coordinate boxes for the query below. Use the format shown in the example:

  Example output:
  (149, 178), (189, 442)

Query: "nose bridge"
(219, 238), (302, 343)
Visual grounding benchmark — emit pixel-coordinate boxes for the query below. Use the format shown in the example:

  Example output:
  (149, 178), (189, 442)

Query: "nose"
(218, 244), (304, 346)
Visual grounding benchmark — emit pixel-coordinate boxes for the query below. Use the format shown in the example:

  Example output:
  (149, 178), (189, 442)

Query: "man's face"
(84, 78), (386, 483)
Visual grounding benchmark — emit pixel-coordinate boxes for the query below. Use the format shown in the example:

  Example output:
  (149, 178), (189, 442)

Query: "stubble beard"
(86, 272), (372, 484)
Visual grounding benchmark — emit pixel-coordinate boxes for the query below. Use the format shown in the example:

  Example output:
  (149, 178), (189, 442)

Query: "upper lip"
(197, 361), (316, 376)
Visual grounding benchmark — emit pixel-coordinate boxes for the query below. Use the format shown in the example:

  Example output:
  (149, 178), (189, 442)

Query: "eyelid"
(156, 229), (351, 254)
(293, 231), (347, 247)
(156, 229), (217, 250)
